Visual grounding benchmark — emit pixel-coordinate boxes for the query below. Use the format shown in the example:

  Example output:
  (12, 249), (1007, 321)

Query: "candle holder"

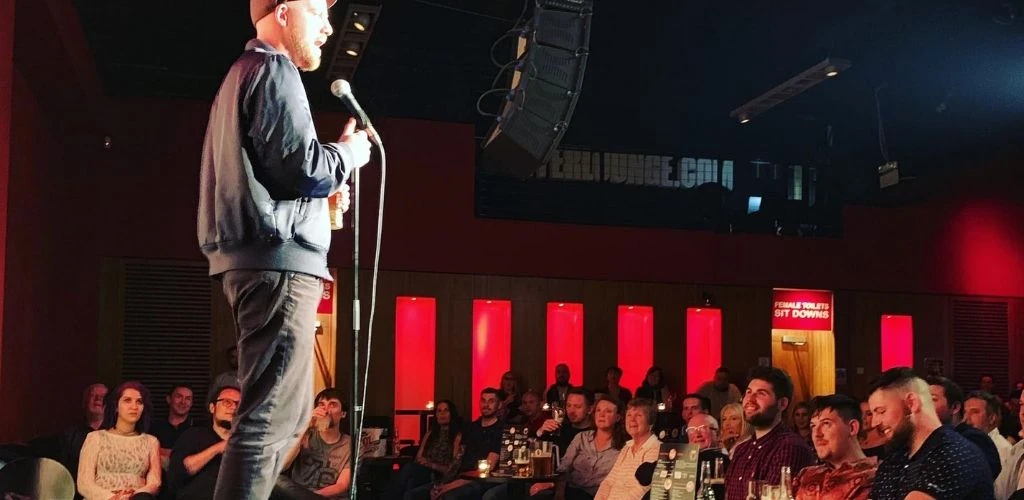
(477, 459), (491, 478)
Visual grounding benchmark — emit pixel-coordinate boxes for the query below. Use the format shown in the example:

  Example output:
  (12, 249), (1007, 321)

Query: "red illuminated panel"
(686, 308), (722, 393)
(617, 306), (654, 394)
(394, 297), (436, 443)
(547, 303), (584, 388)
(881, 315), (914, 370)
(472, 300), (512, 419)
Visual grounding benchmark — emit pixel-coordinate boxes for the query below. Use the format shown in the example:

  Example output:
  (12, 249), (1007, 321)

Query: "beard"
(884, 407), (915, 453)
(283, 24), (321, 71)
(215, 419), (232, 431)
(747, 405), (779, 428)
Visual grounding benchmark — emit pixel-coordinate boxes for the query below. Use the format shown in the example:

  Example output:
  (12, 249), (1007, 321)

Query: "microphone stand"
(349, 127), (381, 500)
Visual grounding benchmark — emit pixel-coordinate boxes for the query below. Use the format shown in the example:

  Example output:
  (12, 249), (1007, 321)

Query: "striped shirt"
(594, 434), (661, 500)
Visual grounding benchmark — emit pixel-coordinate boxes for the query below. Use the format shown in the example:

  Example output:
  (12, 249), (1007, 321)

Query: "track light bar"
(730, 57), (851, 124)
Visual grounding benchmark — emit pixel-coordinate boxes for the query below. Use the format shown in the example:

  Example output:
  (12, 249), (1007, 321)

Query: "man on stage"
(197, 0), (372, 498)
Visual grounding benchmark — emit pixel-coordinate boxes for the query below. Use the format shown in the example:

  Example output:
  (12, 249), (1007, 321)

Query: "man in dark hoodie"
(197, 0), (371, 498)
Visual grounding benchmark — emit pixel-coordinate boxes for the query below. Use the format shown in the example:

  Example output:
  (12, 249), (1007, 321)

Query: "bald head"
(254, 0), (335, 72)
(686, 413), (720, 450)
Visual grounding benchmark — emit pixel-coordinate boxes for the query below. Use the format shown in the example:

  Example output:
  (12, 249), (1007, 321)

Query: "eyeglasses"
(685, 425), (718, 434)
(215, 398), (240, 409)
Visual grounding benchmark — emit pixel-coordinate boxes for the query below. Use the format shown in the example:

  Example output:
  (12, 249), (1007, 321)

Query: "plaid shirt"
(724, 423), (817, 500)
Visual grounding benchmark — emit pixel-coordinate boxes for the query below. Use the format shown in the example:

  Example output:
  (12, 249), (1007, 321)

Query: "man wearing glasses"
(169, 386), (241, 500)
(686, 413), (729, 494)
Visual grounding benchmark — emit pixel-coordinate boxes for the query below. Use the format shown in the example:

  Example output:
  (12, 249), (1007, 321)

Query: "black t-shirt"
(152, 417), (197, 449)
(458, 419), (503, 472)
(169, 426), (223, 500)
(541, 423), (592, 458)
(873, 425), (994, 500)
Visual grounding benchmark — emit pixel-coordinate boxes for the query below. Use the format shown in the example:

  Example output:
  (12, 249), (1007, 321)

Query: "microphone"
(330, 79), (373, 130)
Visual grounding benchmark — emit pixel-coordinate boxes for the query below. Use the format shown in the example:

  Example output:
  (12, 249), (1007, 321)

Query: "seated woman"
(635, 367), (673, 411)
(528, 395), (627, 499)
(791, 401), (813, 444)
(719, 403), (751, 458)
(383, 400), (463, 500)
(77, 381), (161, 500)
(498, 371), (524, 423)
(593, 398), (661, 500)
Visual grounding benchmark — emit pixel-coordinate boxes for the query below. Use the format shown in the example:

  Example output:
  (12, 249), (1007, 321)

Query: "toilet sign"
(772, 289), (833, 331)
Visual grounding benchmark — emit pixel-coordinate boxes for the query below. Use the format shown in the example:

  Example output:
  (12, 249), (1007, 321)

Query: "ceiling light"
(826, 70), (839, 77)
(739, 114), (750, 124)
(343, 41), (361, 57)
(352, 12), (371, 32)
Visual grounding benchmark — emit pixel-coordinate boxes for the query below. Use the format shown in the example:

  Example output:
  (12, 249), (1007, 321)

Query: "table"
(460, 470), (561, 499)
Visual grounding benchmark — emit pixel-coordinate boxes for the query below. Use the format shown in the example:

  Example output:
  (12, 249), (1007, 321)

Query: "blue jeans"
(214, 270), (323, 500)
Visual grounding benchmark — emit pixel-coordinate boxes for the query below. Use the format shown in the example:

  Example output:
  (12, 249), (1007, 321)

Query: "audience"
(791, 401), (813, 444)
(685, 413), (729, 494)
(77, 381), (161, 500)
(408, 388), (502, 500)
(150, 384), (196, 468)
(681, 394), (711, 425)
(926, 375), (1002, 478)
(538, 388), (595, 457)
(1001, 389), (1023, 446)
(857, 398), (887, 458)
(593, 398), (661, 500)
(793, 395), (877, 500)
(995, 389), (1024, 499)
(59, 383), (108, 485)
(206, 346), (239, 408)
(871, 367), (993, 499)
(498, 371), (523, 423)
(604, 366), (632, 404)
(384, 400), (462, 500)
(516, 390), (547, 436)
(546, 364), (574, 407)
(697, 367), (742, 417)
(635, 367), (673, 411)
(168, 385), (239, 500)
(723, 367), (815, 499)
(718, 402), (750, 458)
(491, 395), (625, 500)
(965, 390), (1013, 465)
(981, 374), (997, 396)
(276, 388), (353, 499)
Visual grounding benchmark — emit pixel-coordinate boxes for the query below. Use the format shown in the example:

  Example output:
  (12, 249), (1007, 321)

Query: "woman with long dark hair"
(384, 400), (463, 500)
(77, 381), (161, 500)
(635, 367), (674, 410)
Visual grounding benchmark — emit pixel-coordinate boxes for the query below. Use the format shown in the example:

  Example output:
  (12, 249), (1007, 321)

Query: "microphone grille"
(330, 79), (352, 98)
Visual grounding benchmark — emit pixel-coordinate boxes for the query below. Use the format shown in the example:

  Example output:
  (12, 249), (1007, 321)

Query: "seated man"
(517, 390), (546, 436)
(151, 384), (196, 469)
(59, 383), (107, 485)
(793, 394), (877, 500)
(169, 385), (240, 499)
(685, 413), (729, 494)
(407, 388), (503, 500)
(275, 388), (353, 499)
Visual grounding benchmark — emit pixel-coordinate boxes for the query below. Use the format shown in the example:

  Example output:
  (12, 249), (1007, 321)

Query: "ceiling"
(75, 0), (1024, 200)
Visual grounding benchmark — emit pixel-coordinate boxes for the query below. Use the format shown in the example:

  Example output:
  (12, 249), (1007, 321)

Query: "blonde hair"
(720, 403), (752, 440)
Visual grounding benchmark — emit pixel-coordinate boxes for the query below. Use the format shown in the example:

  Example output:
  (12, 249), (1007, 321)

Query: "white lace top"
(77, 430), (161, 499)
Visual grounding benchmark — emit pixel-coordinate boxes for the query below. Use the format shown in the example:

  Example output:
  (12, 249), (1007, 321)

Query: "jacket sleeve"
(246, 55), (357, 200)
